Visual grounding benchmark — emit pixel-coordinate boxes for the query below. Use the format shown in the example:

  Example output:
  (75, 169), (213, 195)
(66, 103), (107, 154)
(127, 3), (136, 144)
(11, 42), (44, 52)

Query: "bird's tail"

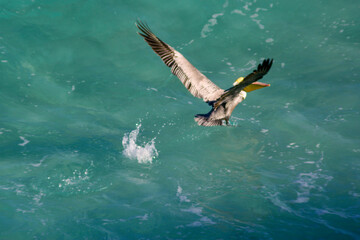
(194, 112), (223, 126)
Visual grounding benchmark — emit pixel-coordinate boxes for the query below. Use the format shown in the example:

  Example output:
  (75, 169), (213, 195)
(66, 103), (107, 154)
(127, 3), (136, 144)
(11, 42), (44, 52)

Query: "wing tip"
(135, 19), (152, 36)
(258, 58), (274, 72)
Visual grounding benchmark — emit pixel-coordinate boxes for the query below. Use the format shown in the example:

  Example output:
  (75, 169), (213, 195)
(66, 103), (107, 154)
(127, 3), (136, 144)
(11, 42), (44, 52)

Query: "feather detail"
(136, 21), (224, 102)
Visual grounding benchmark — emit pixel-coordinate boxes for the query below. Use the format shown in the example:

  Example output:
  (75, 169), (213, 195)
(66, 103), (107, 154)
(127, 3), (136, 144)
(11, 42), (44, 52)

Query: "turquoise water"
(1, 0), (360, 239)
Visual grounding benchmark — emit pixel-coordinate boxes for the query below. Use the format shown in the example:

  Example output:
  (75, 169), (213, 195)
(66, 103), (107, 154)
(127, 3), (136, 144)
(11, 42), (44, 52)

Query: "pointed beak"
(243, 81), (270, 92)
(253, 81), (270, 87)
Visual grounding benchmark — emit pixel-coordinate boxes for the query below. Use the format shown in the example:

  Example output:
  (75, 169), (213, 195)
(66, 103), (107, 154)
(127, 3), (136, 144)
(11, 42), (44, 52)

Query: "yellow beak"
(233, 77), (270, 92)
(244, 82), (270, 92)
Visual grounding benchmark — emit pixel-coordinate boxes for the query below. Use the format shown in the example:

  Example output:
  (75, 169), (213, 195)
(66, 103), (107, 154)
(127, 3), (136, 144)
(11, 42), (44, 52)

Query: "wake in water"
(122, 124), (158, 164)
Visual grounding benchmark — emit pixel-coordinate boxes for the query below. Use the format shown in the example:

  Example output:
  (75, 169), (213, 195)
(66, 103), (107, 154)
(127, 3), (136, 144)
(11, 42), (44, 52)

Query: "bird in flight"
(136, 21), (273, 126)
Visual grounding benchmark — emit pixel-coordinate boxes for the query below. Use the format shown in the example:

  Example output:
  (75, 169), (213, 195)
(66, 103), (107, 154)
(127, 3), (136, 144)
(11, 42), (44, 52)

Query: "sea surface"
(1, 0), (360, 239)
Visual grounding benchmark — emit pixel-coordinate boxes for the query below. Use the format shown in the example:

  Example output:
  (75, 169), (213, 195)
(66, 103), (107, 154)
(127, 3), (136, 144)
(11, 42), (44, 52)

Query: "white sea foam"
(30, 155), (47, 167)
(177, 185), (216, 226)
(58, 169), (90, 189)
(201, 13), (224, 38)
(261, 129), (269, 134)
(136, 213), (149, 221)
(177, 185), (190, 202)
(241, 60), (257, 71)
(286, 142), (299, 149)
(255, 8), (268, 13)
(252, 18), (264, 29)
(182, 206), (216, 227)
(231, 9), (246, 16)
(33, 191), (46, 206)
(122, 124), (158, 164)
(181, 206), (203, 216)
(165, 96), (177, 100)
(187, 221), (202, 227)
(267, 192), (293, 212)
(200, 216), (216, 225)
(146, 87), (158, 92)
(18, 136), (30, 146)
(293, 171), (333, 204)
(222, 0), (228, 8)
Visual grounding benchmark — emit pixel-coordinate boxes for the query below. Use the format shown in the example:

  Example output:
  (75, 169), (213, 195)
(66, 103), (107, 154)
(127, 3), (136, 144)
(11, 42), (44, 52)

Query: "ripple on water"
(176, 184), (216, 228)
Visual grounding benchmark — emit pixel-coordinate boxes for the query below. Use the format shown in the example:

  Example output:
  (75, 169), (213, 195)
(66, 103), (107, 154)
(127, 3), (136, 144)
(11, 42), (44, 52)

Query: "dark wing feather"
(214, 59), (273, 109)
(136, 21), (224, 102)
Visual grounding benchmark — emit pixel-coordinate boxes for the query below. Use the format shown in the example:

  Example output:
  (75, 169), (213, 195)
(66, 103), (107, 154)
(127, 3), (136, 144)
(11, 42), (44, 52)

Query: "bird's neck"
(240, 91), (247, 100)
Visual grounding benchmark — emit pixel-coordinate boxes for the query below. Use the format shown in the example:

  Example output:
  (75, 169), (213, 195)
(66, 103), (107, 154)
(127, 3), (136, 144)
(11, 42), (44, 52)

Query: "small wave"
(122, 124), (158, 164)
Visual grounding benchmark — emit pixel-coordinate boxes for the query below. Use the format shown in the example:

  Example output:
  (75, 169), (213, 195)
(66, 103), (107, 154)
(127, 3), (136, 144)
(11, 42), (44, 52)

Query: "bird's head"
(233, 77), (270, 92)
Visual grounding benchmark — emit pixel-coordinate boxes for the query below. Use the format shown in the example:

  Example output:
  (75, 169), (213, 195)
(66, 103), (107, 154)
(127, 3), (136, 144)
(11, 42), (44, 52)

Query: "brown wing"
(214, 58), (273, 109)
(136, 21), (224, 102)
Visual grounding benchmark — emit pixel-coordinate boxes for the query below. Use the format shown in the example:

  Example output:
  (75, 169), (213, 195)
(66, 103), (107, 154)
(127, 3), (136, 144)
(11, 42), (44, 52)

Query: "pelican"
(136, 21), (273, 126)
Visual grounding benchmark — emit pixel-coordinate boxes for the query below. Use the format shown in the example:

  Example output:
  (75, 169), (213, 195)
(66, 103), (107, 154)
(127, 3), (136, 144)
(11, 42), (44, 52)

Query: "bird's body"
(195, 91), (247, 126)
(136, 21), (273, 126)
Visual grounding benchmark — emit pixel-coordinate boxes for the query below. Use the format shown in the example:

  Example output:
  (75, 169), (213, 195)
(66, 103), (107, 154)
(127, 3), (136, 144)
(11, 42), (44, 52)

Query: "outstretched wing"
(214, 58), (273, 109)
(136, 21), (224, 102)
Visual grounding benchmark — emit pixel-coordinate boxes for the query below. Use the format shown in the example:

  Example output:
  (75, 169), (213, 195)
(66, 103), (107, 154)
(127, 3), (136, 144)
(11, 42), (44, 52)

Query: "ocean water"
(1, 0), (360, 239)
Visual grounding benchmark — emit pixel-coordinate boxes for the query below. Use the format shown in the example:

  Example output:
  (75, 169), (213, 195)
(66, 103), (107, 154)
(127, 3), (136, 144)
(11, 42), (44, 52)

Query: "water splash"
(122, 124), (158, 164)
